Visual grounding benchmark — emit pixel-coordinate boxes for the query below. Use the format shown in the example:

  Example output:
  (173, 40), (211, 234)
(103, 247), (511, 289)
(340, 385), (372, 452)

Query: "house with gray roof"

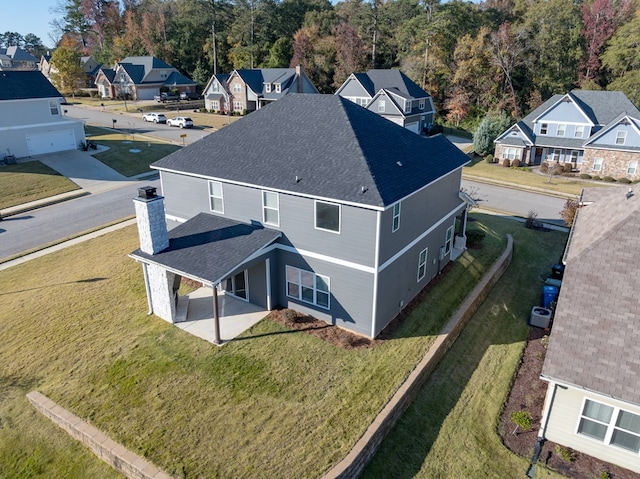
(0, 71), (85, 159)
(130, 94), (472, 341)
(539, 186), (640, 474)
(494, 90), (640, 181)
(335, 69), (435, 135)
(202, 66), (318, 113)
(95, 56), (196, 100)
(0, 46), (38, 71)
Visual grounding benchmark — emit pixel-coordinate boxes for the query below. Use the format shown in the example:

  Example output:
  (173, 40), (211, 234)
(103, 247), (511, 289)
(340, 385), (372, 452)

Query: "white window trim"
(233, 82), (241, 93)
(265, 83), (271, 93)
(627, 160), (638, 175)
(262, 190), (279, 226)
(286, 265), (330, 309)
(314, 200), (341, 234)
(378, 99), (385, 112)
(233, 101), (243, 111)
(404, 100), (411, 113)
(417, 247), (428, 282)
(275, 83), (281, 93)
(593, 157), (603, 172)
(540, 123), (548, 135)
(575, 125), (585, 138)
(419, 99), (425, 110)
(576, 397), (640, 455)
(557, 123), (566, 137)
(392, 202), (401, 232)
(616, 130), (627, 145)
(208, 180), (224, 213)
(49, 100), (59, 115)
(211, 100), (219, 110)
(444, 225), (454, 255)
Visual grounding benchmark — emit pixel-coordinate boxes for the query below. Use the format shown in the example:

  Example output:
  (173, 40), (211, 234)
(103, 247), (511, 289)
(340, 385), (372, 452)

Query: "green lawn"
(0, 162), (79, 210)
(363, 214), (568, 479)
(0, 215), (566, 478)
(86, 126), (181, 177)
(463, 156), (602, 197)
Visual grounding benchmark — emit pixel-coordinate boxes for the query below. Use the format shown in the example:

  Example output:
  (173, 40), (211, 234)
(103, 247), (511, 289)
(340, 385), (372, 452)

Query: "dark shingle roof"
(165, 71), (196, 86)
(542, 187), (640, 405)
(152, 95), (468, 208)
(2, 46), (38, 62)
(130, 212), (281, 284)
(366, 69), (430, 99)
(0, 70), (63, 100)
(98, 68), (116, 83)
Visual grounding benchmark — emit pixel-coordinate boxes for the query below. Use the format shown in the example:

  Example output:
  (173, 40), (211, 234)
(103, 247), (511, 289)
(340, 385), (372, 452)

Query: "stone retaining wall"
(26, 391), (171, 479)
(322, 234), (514, 479)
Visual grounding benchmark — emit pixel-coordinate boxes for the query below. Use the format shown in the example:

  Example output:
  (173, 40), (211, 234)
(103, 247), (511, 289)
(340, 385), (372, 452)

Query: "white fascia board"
(533, 93), (594, 126)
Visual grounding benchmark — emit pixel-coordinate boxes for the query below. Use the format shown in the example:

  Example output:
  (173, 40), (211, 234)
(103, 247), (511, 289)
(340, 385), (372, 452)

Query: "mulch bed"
(500, 328), (640, 479)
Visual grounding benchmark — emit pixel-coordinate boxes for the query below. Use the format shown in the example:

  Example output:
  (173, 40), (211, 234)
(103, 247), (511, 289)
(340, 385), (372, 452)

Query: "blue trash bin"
(542, 285), (558, 308)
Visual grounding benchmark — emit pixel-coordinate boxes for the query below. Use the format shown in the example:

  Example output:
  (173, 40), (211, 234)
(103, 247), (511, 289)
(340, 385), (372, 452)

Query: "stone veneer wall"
(493, 144), (530, 164)
(26, 391), (171, 479)
(133, 196), (169, 255)
(146, 262), (176, 323)
(321, 234), (514, 479)
(581, 148), (640, 181)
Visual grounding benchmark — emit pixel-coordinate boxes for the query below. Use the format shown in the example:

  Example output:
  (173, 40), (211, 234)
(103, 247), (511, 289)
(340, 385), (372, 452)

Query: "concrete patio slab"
(175, 287), (267, 345)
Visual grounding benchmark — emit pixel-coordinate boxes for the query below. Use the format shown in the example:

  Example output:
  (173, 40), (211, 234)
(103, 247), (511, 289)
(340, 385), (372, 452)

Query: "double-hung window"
(265, 83), (272, 93)
(578, 399), (640, 454)
(404, 101), (411, 113)
(49, 100), (59, 115)
(392, 203), (401, 232)
(419, 99), (425, 110)
(378, 99), (385, 112)
(616, 131), (627, 145)
(593, 158), (603, 172)
(275, 83), (281, 93)
(575, 125), (585, 138)
(286, 266), (330, 309)
(417, 247), (428, 282)
(444, 225), (454, 255)
(233, 101), (243, 111)
(627, 160), (638, 175)
(208, 180), (224, 213)
(262, 191), (279, 226)
(557, 123), (566, 137)
(540, 123), (548, 135)
(211, 100), (219, 110)
(233, 83), (241, 93)
(315, 201), (340, 233)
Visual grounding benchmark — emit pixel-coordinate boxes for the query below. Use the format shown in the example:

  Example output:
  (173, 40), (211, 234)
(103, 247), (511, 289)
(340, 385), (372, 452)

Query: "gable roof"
(115, 56), (194, 85)
(231, 68), (315, 98)
(152, 94), (468, 209)
(96, 67), (116, 83)
(541, 186), (640, 405)
(365, 69), (431, 99)
(0, 70), (63, 100)
(583, 113), (640, 151)
(0, 46), (38, 63)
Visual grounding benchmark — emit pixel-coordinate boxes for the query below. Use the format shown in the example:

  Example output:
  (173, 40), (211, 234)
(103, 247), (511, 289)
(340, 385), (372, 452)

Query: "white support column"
(265, 258), (272, 311)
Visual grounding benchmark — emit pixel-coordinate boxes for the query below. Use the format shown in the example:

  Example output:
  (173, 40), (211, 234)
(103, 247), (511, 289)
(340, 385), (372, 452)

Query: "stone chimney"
(133, 186), (169, 255)
(295, 64), (303, 93)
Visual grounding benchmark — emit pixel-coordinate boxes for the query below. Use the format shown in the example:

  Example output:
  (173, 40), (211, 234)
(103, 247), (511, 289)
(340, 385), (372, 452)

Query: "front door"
(223, 270), (248, 300)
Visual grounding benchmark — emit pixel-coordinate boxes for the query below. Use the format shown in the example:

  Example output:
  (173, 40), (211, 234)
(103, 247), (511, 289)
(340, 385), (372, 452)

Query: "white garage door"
(26, 130), (76, 156)
(405, 121), (419, 133)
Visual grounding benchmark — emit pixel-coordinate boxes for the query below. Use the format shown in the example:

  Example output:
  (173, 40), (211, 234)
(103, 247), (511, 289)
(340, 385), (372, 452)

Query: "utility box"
(530, 306), (552, 329)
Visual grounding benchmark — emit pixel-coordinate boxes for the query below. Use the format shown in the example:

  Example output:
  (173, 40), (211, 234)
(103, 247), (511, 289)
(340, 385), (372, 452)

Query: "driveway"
(37, 150), (132, 194)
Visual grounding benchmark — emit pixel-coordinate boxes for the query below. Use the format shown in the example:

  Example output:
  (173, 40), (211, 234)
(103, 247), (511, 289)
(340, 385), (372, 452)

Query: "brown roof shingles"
(542, 186), (640, 405)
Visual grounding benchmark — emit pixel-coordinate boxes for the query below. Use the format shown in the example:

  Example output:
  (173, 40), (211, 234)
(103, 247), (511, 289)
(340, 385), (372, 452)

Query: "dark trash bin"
(542, 285), (558, 308)
(551, 263), (565, 280)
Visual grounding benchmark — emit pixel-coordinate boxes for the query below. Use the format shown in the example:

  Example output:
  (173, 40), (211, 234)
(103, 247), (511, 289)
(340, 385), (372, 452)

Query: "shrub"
(466, 228), (485, 247)
(510, 411), (533, 435)
(540, 162), (549, 173)
(618, 177), (632, 184)
(554, 444), (574, 463)
(600, 472), (611, 479)
(511, 159), (521, 168)
(242, 109), (250, 115)
(473, 111), (511, 156)
(579, 173), (592, 179)
(525, 210), (539, 228)
(562, 163), (573, 173)
(560, 199), (579, 227)
(484, 154), (494, 163)
(592, 175), (601, 181)
(199, 107), (207, 113)
(502, 158), (510, 167)
(603, 176), (616, 182)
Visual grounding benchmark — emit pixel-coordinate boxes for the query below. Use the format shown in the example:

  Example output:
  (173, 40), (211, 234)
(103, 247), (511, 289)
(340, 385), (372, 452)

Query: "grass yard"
(363, 213), (568, 479)
(0, 162), (79, 210)
(0, 214), (565, 478)
(85, 126), (181, 177)
(463, 156), (603, 197)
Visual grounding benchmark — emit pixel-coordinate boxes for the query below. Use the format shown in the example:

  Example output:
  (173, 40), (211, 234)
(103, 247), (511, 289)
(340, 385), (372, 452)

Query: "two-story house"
(539, 186), (640, 474)
(130, 95), (471, 341)
(0, 71), (85, 158)
(335, 69), (435, 134)
(0, 46), (39, 71)
(202, 66), (318, 113)
(494, 90), (640, 180)
(95, 56), (196, 100)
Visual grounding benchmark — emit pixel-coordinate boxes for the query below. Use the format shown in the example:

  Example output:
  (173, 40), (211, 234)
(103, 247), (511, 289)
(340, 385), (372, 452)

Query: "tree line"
(5, 0), (640, 130)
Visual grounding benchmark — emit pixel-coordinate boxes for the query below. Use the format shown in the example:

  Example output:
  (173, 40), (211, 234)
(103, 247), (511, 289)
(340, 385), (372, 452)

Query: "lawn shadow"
(0, 277), (107, 296)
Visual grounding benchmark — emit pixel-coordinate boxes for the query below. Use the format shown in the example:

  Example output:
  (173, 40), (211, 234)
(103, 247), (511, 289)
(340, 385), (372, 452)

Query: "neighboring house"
(202, 66), (318, 113)
(539, 186), (640, 474)
(38, 53), (52, 77)
(0, 71), (85, 158)
(0, 46), (39, 70)
(43, 54), (103, 89)
(130, 95), (472, 340)
(335, 69), (435, 134)
(95, 56), (196, 100)
(494, 90), (640, 181)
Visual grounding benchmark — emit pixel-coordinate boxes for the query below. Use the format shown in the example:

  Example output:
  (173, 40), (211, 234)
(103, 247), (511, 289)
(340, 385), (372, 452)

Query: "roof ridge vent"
(396, 161), (402, 167)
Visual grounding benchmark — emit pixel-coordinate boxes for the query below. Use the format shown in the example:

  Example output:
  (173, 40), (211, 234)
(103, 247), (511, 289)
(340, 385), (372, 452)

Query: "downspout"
(142, 262), (153, 315)
(538, 380), (557, 440)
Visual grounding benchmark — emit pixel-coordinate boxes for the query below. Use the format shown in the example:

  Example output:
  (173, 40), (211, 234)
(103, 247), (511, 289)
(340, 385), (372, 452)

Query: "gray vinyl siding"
(247, 261), (267, 308)
(337, 79), (369, 99)
(538, 101), (588, 125)
(374, 217), (453, 336)
(591, 124), (640, 148)
(545, 385), (640, 474)
(378, 169), (463, 264)
(160, 171), (378, 267)
(276, 250), (375, 337)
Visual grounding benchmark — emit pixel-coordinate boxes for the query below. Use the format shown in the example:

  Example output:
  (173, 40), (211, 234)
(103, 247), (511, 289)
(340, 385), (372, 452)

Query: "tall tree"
(291, 25), (335, 92)
(50, 44), (85, 94)
(23, 34), (48, 57)
(601, 9), (640, 105)
(0, 32), (25, 47)
(332, 23), (368, 87)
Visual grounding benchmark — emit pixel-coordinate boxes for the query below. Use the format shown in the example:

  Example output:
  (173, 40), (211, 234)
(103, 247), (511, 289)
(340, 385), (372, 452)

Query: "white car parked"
(167, 116), (194, 129)
(142, 112), (167, 123)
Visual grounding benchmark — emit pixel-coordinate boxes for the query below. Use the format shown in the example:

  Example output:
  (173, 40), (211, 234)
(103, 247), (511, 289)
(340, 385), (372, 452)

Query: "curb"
(1, 190), (89, 218)
(463, 174), (579, 200)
